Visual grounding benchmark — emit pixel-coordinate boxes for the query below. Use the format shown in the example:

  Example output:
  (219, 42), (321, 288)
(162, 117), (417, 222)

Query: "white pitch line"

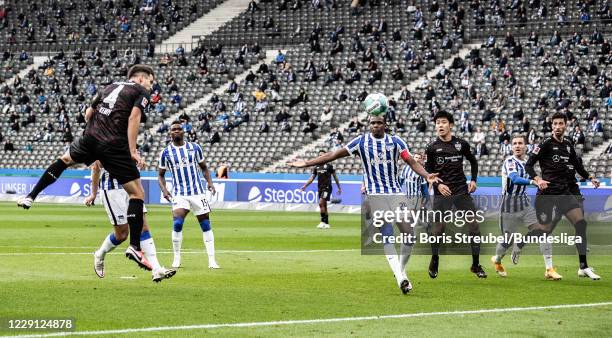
(3, 302), (612, 338)
(0, 249), (358, 256)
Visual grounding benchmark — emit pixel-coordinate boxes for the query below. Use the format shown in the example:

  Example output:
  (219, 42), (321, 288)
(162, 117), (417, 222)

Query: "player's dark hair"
(128, 64), (155, 79)
(551, 112), (567, 122)
(171, 120), (182, 128)
(319, 149), (326, 153)
(512, 134), (528, 144)
(432, 110), (454, 124)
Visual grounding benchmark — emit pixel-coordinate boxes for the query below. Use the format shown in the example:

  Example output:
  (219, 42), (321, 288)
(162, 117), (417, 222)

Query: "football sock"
(399, 243), (413, 275)
(574, 220), (588, 267)
(494, 243), (507, 264)
(96, 233), (121, 258)
(321, 213), (329, 224)
(140, 231), (161, 271)
(469, 232), (480, 266)
(172, 217), (185, 257)
(28, 159), (68, 199)
(199, 219), (216, 261)
(384, 244), (403, 284)
(540, 240), (553, 269)
(126, 199), (144, 250)
(430, 233), (442, 256)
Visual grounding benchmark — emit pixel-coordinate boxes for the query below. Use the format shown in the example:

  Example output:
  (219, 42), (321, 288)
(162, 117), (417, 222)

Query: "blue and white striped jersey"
(501, 155), (530, 212)
(100, 169), (121, 191)
(344, 133), (411, 195)
(158, 142), (207, 196)
(399, 165), (427, 197)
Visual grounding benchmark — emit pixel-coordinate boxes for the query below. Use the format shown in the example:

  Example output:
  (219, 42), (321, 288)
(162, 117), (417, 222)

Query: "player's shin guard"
(140, 231), (161, 271)
(28, 159), (68, 199)
(574, 220), (588, 269)
(381, 223), (403, 284)
(469, 232), (481, 266)
(96, 233), (122, 258)
(321, 213), (329, 224)
(494, 232), (512, 263)
(126, 199), (144, 250)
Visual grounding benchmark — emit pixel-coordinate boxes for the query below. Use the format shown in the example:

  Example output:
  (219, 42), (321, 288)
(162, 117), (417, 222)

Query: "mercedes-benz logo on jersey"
(454, 142), (462, 151)
(552, 155), (560, 162)
(436, 157), (445, 165)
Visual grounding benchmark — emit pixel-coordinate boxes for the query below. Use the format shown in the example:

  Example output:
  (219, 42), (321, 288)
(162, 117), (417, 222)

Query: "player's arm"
(301, 173), (316, 191)
(127, 106), (145, 168)
(84, 161), (101, 206)
(525, 142), (550, 189)
(570, 144), (600, 188)
(85, 94), (102, 122)
(157, 168), (172, 201)
(332, 172), (342, 194)
(198, 159), (216, 195)
(288, 148), (350, 168)
(463, 140), (478, 192)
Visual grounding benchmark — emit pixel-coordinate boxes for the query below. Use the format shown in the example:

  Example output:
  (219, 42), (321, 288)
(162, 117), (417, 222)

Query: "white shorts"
(172, 194), (212, 215)
(500, 206), (538, 234)
(100, 189), (148, 226)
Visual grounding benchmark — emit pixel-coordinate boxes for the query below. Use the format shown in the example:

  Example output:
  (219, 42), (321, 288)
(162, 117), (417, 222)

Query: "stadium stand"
(0, 0), (610, 177)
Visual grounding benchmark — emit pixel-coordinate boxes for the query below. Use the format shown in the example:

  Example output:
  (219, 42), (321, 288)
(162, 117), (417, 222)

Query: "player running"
(525, 112), (601, 280)
(289, 95), (439, 294)
(425, 110), (487, 279)
(18, 65), (155, 271)
(300, 150), (342, 229)
(492, 135), (561, 280)
(84, 161), (176, 282)
(158, 121), (219, 269)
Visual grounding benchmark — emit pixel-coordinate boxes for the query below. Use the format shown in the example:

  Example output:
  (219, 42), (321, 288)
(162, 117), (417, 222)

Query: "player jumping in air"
(425, 110), (487, 279)
(525, 112), (601, 280)
(492, 135), (561, 280)
(300, 150), (342, 229)
(84, 161), (176, 282)
(158, 121), (219, 269)
(289, 108), (439, 294)
(18, 65), (155, 271)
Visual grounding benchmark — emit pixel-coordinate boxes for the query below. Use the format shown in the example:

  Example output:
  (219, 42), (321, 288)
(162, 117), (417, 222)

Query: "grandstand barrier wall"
(0, 170), (608, 213)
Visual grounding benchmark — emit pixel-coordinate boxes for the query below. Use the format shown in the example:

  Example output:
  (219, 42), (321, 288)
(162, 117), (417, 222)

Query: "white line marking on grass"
(0, 249), (359, 256)
(3, 302), (612, 338)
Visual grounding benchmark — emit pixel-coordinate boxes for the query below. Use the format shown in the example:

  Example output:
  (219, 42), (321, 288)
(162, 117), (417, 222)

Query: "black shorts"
(432, 193), (477, 213)
(70, 135), (140, 185)
(318, 189), (332, 202)
(535, 188), (582, 225)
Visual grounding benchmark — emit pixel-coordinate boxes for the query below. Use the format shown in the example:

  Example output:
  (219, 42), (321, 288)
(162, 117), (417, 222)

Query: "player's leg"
(18, 148), (79, 208)
(121, 178), (150, 269)
(140, 214), (177, 282)
(94, 224), (129, 278)
(459, 194), (486, 278)
(565, 207), (600, 280)
(492, 213), (511, 277)
(192, 195), (219, 269)
(428, 195), (449, 278)
(318, 192), (330, 229)
(171, 206), (189, 268)
(396, 219), (414, 294)
(93, 189), (131, 277)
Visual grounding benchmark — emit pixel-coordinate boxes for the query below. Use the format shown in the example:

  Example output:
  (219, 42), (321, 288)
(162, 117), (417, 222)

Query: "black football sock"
(431, 233), (442, 257)
(28, 159), (68, 200)
(127, 199), (144, 250)
(574, 220), (588, 268)
(321, 213), (329, 224)
(469, 232), (481, 266)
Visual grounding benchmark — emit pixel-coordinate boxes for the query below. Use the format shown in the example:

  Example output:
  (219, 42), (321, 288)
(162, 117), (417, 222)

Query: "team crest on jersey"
(454, 142), (462, 151)
(141, 97), (149, 107)
(507, 160), (516, 169)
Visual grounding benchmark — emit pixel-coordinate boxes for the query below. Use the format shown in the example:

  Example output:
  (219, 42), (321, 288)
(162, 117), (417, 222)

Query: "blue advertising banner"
(235, 181), (363, 205)
(0, 177), (94, 198)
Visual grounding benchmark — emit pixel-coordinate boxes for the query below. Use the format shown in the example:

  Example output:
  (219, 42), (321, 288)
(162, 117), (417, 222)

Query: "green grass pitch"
(0, 202), (611, 337)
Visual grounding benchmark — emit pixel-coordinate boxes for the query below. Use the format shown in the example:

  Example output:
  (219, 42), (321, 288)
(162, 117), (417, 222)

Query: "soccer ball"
(362, 93), (388, 117)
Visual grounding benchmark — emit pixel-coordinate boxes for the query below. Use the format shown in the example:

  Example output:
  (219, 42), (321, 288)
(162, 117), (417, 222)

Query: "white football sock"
(399, 243), (413, 275)
(141, 238), (161, 271)
(172, 231), (183, 257)
(383, 244), (403, 285)
(494, 243), (508, 263)
(540, 241), (553, 269)
(203, 230), (216, 262)
(96, 234), (117, 258)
